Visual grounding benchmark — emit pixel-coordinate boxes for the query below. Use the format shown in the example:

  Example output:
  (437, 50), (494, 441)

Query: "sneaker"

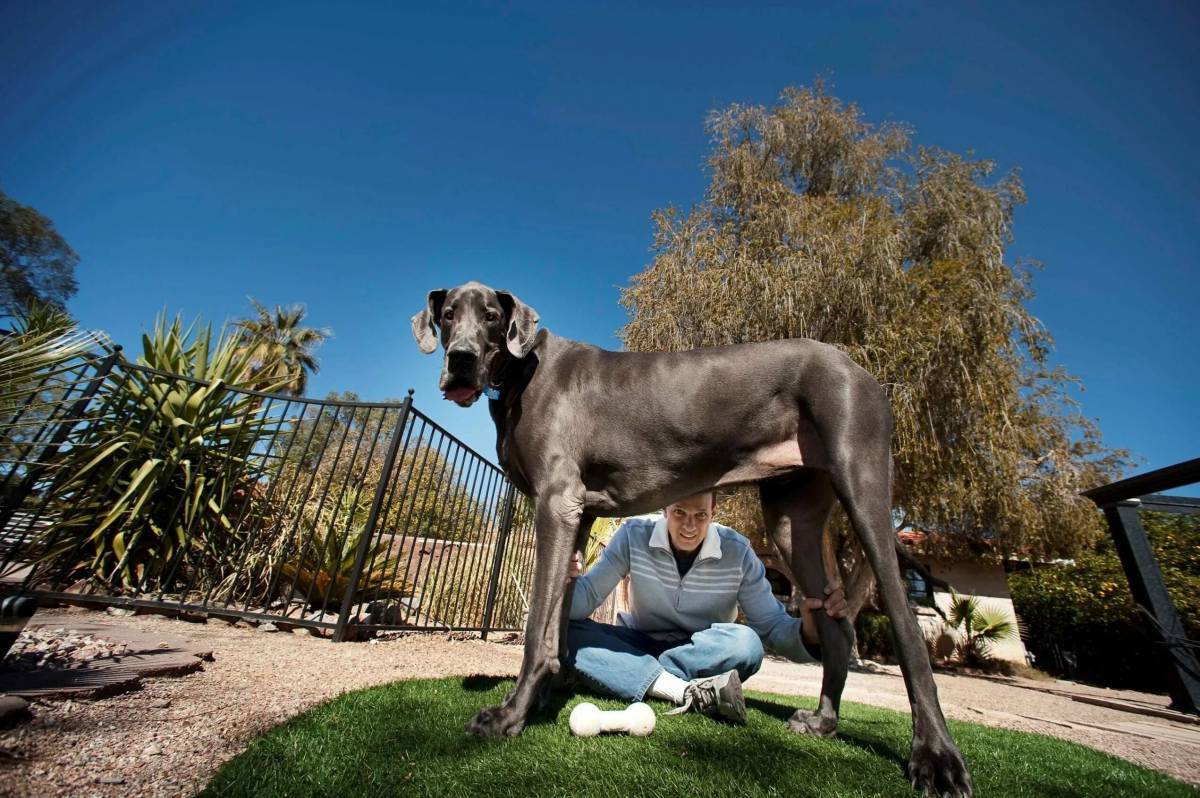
(666, 669), (747, 725)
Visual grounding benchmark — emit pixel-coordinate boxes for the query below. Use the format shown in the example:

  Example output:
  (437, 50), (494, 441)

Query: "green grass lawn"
(199, 677), (1194, 797)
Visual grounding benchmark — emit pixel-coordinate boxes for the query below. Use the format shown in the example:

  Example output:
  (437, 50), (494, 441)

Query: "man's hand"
(800, 580), (848, 647)
(567, 551), (583, 581)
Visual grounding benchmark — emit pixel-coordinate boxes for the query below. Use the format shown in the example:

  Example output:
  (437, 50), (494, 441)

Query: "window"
(903, 567), (934, 606)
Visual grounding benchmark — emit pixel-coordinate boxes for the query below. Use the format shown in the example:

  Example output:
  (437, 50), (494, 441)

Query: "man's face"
(665, 492), (714, 553)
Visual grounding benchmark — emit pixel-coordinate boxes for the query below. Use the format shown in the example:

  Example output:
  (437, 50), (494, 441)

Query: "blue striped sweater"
(571, 516), (818, 663)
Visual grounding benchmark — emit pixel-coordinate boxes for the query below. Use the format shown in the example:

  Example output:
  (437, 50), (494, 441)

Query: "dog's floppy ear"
(496, 290), (540, 358)
(411, 289), (448, 354)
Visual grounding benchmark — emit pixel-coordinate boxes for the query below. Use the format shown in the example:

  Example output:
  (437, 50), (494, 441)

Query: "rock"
(105, 607), (136, 617)
(257, 622), (278, 633)
(148, 699), (172, 709)
(0, 695), (32, 728)
(366, 601), (403, 626)
(96, 776), (125, 785)
(142, 743), (162, 756)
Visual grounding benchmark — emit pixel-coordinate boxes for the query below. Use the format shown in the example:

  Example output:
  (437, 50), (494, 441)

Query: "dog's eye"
(442, 309), (454, 321)
(485, 311), (500, 323)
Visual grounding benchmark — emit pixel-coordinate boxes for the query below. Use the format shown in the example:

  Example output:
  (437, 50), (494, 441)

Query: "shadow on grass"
(457, 675), (575, 729)
(746, 694), (909, 771)
(461, 674), (507, 691)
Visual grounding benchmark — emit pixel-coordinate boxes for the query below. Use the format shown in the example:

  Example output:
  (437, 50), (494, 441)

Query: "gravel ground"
(1, 607), (1197, 797)
(4, 626), (131, 673)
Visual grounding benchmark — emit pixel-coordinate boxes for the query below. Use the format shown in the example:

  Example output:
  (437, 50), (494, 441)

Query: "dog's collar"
(483, 350), (504, 401)
(485, 347), (519, 401)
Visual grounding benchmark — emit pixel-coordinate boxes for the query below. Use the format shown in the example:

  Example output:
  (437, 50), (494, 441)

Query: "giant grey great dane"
(411, 281), (972, 797)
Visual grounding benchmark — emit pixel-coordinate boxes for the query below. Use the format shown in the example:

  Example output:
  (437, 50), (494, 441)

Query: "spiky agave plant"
(276, 522), (411, 614)
(31, 312), (295, 595)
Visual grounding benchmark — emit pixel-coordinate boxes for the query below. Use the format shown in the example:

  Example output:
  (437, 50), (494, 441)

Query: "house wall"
(751, 531), (1030, 665)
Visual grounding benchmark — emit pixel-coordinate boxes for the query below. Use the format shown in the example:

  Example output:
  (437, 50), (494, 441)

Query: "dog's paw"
(465, 704), (526, 738)
(908, 740), (973, 797)
(785, 708), (838, 737)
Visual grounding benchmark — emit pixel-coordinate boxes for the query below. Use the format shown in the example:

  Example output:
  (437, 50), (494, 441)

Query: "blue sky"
(1, 1), (1196, 481)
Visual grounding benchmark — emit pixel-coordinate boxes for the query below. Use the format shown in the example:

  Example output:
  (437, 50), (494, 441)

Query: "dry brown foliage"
(621, 82), (1131, 577)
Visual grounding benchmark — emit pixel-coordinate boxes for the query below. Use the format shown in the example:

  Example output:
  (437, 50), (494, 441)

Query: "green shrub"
(855, 611), (895, 662)
(1010, 511), (1199, 691)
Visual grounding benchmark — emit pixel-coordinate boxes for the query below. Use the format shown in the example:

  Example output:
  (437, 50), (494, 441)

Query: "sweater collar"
(649, 516), (723, 561)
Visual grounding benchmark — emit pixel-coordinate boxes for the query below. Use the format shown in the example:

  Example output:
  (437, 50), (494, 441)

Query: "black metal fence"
(0, 349), (536, 641)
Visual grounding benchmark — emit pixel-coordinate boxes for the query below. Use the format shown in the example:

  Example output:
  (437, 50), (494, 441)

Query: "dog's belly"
(717, 415), (827, 486)
(582, 423), (826, 516)
(715, 439), (807, 486)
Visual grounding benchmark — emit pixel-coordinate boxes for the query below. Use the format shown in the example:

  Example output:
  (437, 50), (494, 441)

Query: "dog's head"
(411, 281), (540, 407)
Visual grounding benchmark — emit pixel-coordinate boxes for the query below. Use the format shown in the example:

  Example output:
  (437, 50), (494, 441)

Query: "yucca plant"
(946, 589), (1017, 666)
(31, 312), (295, 595)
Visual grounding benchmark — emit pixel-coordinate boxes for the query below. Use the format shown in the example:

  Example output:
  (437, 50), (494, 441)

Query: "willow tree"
(621, 82), (1130, 612)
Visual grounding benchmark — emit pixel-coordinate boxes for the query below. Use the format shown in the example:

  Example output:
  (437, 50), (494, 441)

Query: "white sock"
(646, 670), (688, 704)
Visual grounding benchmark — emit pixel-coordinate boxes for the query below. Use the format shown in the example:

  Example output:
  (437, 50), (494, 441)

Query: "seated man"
(566, 490), (847, 724)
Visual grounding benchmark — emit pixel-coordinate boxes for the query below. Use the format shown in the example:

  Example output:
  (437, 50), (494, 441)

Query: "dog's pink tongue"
(443, 386), (477, 403)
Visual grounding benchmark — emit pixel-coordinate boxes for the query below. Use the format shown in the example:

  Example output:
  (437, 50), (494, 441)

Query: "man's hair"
(669, 490), (717, 508)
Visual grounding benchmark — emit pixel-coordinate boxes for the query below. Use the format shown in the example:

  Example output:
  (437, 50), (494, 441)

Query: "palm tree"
(946, 589), (1017, 667)
(1, 299), (106, 467)
(232, 298), (331, 397)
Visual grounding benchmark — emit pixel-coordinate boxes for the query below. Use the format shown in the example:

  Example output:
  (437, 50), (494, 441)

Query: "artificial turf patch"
(199, 676), (1194, 797)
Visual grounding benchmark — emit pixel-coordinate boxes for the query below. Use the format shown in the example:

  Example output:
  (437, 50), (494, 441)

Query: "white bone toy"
(569, 701), (656, 737)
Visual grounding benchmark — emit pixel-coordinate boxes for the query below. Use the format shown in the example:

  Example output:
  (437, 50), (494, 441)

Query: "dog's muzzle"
(441, 349), (484, 405)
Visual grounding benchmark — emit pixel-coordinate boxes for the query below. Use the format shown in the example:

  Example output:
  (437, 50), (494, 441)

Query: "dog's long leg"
(760, 470), (851, 737)
(466, 487), (583, 737)
(818, 388), (973, 797)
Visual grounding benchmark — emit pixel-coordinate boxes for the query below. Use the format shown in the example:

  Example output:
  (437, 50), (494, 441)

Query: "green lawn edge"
(199, 676), (1196, 798)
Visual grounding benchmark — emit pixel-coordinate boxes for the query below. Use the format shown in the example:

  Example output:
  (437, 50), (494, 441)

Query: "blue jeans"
(564, 618), (764, 702)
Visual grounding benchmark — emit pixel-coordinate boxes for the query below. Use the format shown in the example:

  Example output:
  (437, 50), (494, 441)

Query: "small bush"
(855, 611), (895, 662)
